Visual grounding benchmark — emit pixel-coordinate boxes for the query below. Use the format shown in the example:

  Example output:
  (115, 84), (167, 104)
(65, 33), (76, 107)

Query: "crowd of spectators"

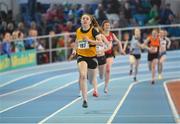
(0, 0), (180, 64)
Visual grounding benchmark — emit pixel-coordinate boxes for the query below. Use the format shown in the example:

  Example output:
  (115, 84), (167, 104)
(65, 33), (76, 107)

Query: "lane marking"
(1, 60), (179, 88)
(2, 63), (179, 97)
(38, 72), (180, 124)
(0, 51), (179, 76)
(164, 79), (180, 123)
(38, 76), (129, 124)
(0, 67), (76, 88)
(0, 80), (78, 113)
(0, 73), (77, 97)
(0, 61), (76, 76)
(107, 74), (180, 124)
(1, 66), (179, 113)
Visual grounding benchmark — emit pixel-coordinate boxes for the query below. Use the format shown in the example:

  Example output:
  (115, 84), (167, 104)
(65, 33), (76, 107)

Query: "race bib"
(78, 41), (89, 49)
(104, 43), (109, 49)
(96, 45), (104, 51)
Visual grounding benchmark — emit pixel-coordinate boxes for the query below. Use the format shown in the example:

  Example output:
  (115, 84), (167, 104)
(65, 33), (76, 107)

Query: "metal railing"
(1, 24), (180, 65)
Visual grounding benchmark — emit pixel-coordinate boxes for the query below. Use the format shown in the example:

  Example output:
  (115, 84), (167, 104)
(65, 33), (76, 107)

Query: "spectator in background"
(151, 0), (161, 8)
(0, 10), (7, 22)
(12, 31), (25, 52)
(83, 4), (93, 14)
(17, 32), (25, 52)
(147, 4), (159, 25)
(28, 0), (37, 21)
(0, 20), (7, 34)
(2, 32), (12, 57)
(56, 33), (65, 61)
(17, 22), (27, 36)
(29, 21), (42, 35)
(160, 3), (176, 24)
(105, 0), (120, 24)
(49, 30), (58, 62)
(30, 21), (37, 30)
(0, 41), (2, 55)
(141, 0), (151, 13)
(132, 0), (148, 26)
(123, 2), (132, 24)
(133, 0), (144, 14)
(59, 21), (76, 33)
(95, 4), (107, 24)
(24, 29), (37, 50)
(6, 22), (15, 34)
(34, 2), (43, 27)
(6, 10), (13, 23)
(118, 12), (129, 28)
(36, 39), (49, 64)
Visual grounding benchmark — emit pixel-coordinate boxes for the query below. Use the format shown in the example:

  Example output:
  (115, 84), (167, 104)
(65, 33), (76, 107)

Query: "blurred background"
(0, 0), (180, 71)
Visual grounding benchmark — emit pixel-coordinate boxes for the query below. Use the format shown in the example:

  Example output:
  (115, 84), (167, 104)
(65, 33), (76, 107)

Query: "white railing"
(111, 24), (180, 40)
(1, 24), (180, 64)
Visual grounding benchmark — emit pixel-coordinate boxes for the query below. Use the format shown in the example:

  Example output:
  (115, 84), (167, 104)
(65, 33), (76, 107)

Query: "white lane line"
(1, 65), (179, 114)
(112, 62), (180, 72)
(0, 79), (78, 113)
(164, 79), (180, 123)
(0, 55), (179, 113)
(0, 71), (129, 113)
(0, 66), (76, 88)
(107, 83), (134, 124)
(0, 60), (76, 76)
(1, 59), (179, 88)
(38, 71), (180, 124)
(0, 50), (179, 76)
(1, 60), (179, 112)
(107, 74), (180, 124)
(38, 76), (128, 124)
(1, 114), (178, 119)
(0, 72), (77, 97)
(2, 62), (179, 97)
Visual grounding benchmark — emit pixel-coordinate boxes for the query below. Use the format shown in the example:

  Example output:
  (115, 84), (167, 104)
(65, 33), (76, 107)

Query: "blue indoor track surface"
(0, 50), (180, 123)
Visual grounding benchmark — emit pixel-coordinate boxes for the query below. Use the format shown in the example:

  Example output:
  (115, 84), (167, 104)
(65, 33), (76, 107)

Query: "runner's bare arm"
(112, 33), (125, 54)
(143, 37), (150, 50)
(83, 34), (103, 46)
(165, 37), (171, 49)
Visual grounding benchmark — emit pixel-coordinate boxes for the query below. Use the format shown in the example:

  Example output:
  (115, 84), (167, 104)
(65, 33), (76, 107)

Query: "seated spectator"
(17, 22), (27, 36)
(105, 0), (120, 24)
(0, 21), (7, 34)
(24, 29), (37, 50)
(147, 4), (159, 25)
(160, 3), (176, 24)
(56, 33), (66, 61)
(2, 32), (12, 58)
(151, 0), (161, 8)
(95, 3), (108, 24)
(131, 0), (148, 26)
(123, 2), (132, 23)
(141, 0), (151, 13)
(118, 12), (129, 28)
(59, 21), (76, 33)
(6, 22), (15, 34)
(0, 42), (2, 55)
(12, 31), (25, 52)
(36, 39), (49, 64)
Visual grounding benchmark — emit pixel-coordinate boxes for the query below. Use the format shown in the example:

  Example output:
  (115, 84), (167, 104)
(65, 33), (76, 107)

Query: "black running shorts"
(77, 55), (98, 69)
(97, 55), (106, 65)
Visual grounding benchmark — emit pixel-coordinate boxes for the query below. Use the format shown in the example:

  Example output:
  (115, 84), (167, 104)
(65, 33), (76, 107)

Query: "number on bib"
(96, 45), (104, 51)
(78, 41), (89, 49)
